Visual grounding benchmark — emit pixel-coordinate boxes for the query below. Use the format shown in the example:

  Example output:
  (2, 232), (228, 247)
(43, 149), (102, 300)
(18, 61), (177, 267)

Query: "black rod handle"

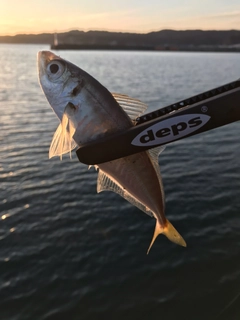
(76, 80), (240, 165)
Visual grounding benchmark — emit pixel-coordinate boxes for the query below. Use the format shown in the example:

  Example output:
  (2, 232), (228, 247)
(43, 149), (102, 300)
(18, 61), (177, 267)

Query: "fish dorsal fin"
(49, 112), (77, 159)
(147, 146), (166, 211)
(97, 169), (153, 217)
(111, 93), (148, 121)
(148, 145), (166, 163)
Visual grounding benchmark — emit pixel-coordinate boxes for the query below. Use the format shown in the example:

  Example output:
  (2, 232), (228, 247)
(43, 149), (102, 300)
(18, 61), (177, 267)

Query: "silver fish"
(37, 51), (186, 253)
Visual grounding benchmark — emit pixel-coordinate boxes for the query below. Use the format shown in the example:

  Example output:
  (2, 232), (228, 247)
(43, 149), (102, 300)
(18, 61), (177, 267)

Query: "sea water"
(1, 44), (240, 320)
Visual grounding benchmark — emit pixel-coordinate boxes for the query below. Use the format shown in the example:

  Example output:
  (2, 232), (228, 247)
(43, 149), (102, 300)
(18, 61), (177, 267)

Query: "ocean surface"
(1, 44), (240, 320)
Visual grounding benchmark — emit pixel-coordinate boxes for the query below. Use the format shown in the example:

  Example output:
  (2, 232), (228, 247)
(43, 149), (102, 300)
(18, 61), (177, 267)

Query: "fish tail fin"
(147, 219), (186, 254)
(163, 219), (187, 248)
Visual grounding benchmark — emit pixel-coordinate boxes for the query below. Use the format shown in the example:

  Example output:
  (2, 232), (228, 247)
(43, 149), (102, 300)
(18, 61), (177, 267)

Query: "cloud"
(207, 10), (240, 19)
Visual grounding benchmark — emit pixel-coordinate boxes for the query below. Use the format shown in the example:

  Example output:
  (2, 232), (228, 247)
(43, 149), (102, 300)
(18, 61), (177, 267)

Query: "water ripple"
(1, 45), (240, 320)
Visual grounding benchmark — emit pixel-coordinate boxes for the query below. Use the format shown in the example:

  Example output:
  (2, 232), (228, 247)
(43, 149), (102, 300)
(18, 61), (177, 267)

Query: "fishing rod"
(76, 78), (240, 165)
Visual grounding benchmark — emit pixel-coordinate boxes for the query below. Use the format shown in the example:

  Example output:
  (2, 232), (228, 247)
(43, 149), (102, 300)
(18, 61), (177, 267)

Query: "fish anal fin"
(147, 219), (186, 254)
(97, 169), (153, 217)
(97, 169), (123, 194)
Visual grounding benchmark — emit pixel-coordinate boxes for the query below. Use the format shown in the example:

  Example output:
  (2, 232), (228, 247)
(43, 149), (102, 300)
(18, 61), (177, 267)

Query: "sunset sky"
(1, 0), (240, 36)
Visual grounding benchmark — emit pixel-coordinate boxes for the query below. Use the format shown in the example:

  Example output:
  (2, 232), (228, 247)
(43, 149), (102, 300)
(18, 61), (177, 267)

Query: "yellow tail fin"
(147, 219), (186, 254)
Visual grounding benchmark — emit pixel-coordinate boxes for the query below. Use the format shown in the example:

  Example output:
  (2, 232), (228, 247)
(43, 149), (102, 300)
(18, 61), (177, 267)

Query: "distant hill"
(1, 29), (240, 49)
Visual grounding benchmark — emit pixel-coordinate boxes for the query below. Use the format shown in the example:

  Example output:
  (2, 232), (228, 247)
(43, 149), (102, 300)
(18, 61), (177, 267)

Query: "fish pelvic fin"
(147, 219), (186, 254)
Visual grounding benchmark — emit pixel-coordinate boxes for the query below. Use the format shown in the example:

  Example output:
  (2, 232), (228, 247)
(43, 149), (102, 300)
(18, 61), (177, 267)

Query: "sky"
(0, 0), (240, 36)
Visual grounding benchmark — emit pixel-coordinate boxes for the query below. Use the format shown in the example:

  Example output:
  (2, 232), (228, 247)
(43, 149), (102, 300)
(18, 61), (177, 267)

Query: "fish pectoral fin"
(49, 123), (64, 159)
(147, 219), (186, 254)
(49, 112), (77, 159)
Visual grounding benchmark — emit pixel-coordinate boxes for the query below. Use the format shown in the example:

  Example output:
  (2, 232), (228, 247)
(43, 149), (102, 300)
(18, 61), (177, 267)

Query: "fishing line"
(215, 291), (240, 319)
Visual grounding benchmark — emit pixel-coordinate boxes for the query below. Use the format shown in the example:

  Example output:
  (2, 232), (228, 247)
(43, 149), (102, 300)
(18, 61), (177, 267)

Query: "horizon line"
(1, 27), (240, 37)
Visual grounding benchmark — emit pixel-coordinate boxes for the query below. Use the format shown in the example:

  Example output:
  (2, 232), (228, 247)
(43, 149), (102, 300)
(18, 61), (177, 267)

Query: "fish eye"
(47, 61), (65, 81)
(50, 64), (59, 74)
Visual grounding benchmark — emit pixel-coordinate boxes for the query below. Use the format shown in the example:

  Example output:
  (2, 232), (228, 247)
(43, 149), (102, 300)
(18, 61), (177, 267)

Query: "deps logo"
(131, 114), (211, 146)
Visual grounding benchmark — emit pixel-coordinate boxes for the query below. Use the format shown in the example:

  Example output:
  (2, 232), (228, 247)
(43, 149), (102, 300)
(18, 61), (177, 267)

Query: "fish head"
(38, 51), (132, 148)
(38, 50), (84, 122)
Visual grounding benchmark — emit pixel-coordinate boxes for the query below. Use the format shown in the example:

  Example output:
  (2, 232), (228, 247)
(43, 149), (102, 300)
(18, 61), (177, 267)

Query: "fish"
(37, 51), (186, 253)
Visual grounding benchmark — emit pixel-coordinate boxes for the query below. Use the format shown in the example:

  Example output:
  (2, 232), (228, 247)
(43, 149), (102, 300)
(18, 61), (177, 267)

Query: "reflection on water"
(1, 44), (240, 320)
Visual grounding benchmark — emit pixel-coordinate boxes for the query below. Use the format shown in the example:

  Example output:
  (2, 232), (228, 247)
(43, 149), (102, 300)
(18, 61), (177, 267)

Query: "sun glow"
(0, 0), (239, 36)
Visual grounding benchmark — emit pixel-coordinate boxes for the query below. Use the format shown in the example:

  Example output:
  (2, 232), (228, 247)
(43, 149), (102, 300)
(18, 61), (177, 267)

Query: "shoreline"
(50, 43), (240, 52)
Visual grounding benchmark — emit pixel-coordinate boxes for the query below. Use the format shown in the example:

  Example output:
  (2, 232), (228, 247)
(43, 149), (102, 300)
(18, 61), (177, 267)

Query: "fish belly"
(98, 151), (166, 226)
